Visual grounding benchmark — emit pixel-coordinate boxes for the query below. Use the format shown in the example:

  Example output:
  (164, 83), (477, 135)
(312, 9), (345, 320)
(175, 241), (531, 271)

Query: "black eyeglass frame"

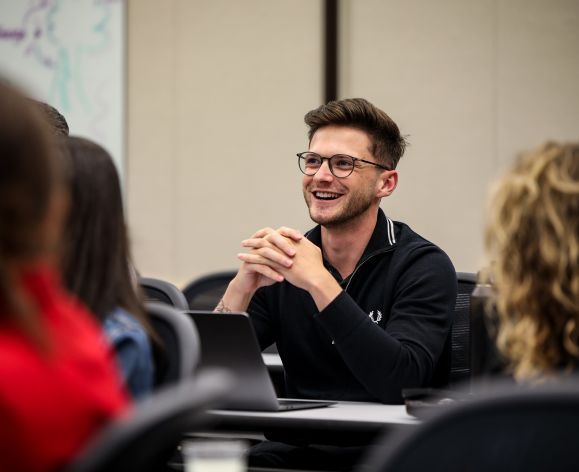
(297, 152), (390, 178)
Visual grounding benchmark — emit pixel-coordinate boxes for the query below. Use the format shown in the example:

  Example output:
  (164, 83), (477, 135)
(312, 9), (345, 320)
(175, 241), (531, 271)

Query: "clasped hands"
(237, 226), (325, 293)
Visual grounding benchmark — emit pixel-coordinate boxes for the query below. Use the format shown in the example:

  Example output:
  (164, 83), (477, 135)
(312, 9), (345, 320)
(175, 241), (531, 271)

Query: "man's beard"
(304, 187), (376, 228)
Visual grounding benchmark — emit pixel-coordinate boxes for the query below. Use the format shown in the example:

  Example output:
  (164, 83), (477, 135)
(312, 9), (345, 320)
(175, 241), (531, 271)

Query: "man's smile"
(313, 191), (342, 201)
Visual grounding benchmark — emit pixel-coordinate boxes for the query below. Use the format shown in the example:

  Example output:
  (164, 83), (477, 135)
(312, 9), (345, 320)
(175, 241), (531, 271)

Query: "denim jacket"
(104, 307), (154, 399)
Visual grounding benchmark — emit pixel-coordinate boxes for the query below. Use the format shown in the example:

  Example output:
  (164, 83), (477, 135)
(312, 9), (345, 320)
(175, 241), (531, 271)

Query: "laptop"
(186, 311), (336, 412)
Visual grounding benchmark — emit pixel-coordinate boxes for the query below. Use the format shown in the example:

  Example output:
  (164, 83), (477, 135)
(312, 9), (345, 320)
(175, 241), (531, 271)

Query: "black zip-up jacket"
(248, 209), (457, 404)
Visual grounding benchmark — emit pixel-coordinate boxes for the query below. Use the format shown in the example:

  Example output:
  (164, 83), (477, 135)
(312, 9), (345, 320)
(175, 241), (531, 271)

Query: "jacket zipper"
(342, 246), (396, 293)
(328, 246), (396, 345)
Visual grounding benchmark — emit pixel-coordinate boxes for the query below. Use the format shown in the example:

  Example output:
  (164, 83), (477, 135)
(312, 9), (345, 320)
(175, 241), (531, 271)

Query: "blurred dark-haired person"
(485, 142), (579, 381)
(0, 82), (128, 472)
(61, 136), (155, 399)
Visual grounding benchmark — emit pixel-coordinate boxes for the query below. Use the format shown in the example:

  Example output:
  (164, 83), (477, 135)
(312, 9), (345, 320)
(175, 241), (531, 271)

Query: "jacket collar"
(306, 208), (397, 269)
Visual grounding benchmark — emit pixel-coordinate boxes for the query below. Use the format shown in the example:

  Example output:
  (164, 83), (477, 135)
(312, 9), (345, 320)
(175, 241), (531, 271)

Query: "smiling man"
(218, 98), (456, 405)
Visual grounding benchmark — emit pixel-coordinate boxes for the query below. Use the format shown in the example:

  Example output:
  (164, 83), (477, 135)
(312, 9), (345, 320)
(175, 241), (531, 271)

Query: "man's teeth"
(315, 191), (340, 200)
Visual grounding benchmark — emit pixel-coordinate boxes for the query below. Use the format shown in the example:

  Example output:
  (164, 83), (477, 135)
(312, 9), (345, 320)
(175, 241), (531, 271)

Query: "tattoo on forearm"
(214, 298), (232, 313)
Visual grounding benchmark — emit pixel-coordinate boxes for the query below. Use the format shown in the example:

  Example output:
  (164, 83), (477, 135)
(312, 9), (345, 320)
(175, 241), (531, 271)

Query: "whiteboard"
(0, 0), (125, 177)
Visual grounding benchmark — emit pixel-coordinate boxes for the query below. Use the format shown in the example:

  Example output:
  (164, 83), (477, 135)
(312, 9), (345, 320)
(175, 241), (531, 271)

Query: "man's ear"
(376, 170), (398, 198)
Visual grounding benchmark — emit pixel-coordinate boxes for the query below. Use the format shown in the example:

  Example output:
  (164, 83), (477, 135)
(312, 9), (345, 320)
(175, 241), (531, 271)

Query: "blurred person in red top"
(0, 81), (129, 472)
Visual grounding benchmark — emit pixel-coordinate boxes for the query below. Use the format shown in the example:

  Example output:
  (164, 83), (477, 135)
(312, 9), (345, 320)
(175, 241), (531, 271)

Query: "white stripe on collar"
(386, 217), (396, 245)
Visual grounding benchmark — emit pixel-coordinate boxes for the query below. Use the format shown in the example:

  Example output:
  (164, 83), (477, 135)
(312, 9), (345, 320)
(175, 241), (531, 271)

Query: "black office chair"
(146, 302), (200, 388)
(359, 378), (579, 472)
(182, 270), (237, 310)
(448, 272), (477, 385)
(65, 370), (234, 472)
(140, 277), (189, 310)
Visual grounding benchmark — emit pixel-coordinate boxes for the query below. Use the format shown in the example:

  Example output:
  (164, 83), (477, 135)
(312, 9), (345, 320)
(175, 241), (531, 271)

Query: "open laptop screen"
(186, 311), (335, 411)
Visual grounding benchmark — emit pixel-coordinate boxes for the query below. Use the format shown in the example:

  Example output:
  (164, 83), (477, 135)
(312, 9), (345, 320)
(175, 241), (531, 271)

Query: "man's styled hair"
(304, 98), (407, 169)
(485, 142), (579, 381)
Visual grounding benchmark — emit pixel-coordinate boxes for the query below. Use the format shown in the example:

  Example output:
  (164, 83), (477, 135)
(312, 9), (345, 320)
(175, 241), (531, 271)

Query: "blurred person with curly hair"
(485, 142), (579, 381)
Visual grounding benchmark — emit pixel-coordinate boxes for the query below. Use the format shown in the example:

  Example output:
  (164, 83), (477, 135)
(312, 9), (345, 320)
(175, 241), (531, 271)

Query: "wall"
(127, 0), (579, 286)
(341, 0), (579, 272)
(127, 0), (322, 285)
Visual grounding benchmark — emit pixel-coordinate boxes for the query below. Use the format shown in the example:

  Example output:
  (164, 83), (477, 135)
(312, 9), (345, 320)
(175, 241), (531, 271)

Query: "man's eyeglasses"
(297, 152), (390, 178)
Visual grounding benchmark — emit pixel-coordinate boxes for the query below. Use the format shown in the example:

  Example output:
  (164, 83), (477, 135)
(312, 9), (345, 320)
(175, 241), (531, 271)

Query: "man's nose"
(314, 159), (334, 181)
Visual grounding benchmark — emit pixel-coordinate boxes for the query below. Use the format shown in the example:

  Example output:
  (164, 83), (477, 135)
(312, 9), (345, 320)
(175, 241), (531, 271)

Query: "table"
(206, 401), (418, 446)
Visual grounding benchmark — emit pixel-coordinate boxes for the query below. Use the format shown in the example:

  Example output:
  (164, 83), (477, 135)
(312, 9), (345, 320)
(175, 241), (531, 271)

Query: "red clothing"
(0, 266), (130, 472)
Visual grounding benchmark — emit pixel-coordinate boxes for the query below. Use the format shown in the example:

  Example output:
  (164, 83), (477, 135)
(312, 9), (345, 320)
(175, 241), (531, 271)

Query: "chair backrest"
(146, 302), (200, 388)
(182, 270), (237, 310)
(140, 277), (189, 310)
(449, 272), (476, 385)
(361, 379), (579, 472)
(65, 370), (234, 472)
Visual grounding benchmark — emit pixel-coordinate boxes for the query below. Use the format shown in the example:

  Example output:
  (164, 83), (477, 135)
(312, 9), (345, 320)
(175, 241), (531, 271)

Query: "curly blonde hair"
(485, 142), (579, 381)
